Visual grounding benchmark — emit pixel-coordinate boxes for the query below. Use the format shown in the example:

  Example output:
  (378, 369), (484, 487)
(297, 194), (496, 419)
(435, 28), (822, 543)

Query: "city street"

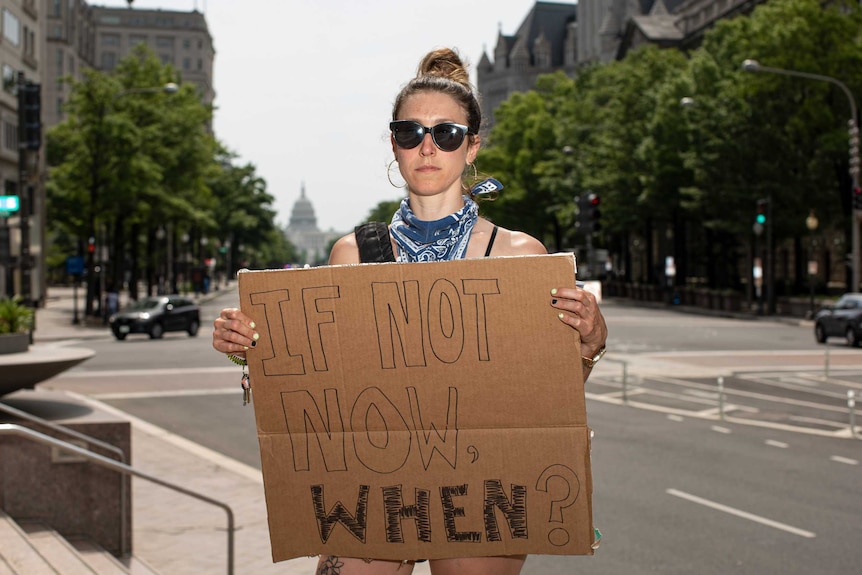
(35, 288), (862, 574)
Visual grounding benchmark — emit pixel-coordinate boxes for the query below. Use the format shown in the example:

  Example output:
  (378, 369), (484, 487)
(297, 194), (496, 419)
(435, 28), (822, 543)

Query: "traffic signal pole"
(742, 61), (860, 292)
(16, 72), (39, 305)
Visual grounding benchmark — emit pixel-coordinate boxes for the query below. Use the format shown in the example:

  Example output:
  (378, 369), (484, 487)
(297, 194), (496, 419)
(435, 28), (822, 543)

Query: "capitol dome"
(288, 184), (318, 230)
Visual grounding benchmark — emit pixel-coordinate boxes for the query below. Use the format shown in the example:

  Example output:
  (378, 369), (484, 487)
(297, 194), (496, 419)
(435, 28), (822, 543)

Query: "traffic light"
(854, 186), (862, 211)
(87, 237), (96, 254)
(20, 81), (41, 150)
(587, 193), (601, 233)
(756, 199), (768, 225)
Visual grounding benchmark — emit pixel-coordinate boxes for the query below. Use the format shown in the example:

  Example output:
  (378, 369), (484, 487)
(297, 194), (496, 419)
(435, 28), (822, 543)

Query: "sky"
(94, 0), (552, 233)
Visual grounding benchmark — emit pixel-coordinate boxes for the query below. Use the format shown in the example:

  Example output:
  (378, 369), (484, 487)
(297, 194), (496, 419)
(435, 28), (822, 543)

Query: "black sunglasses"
(390, 120), (472, 152)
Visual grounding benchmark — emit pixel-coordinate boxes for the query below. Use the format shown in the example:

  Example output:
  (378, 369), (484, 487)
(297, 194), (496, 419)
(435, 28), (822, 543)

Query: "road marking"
(601, 388), (648, 400)
(830, 455), (859, 466)
(667, 414), (685, 422)
(711, 426), (732, 434)
(93, 388), (237, 400)
(58, 366), (238, 378)
(765, 440), (788, 449)
(666, 489), (815, 538)
(777, 376), (820, 388)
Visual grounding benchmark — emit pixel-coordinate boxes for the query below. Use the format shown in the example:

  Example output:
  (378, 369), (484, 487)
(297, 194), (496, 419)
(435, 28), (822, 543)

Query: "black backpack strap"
(354, 222), (396, 263)
(484, 225), (499, 257)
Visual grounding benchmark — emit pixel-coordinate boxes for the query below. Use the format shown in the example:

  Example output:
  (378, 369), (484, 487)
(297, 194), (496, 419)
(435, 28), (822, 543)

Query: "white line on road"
(57, 366), (238, 378)
(830, 455), (859, 466)
(765, 439), (789, 448)
(711, 426), (732, 434)
(667, 414), (685, 422)
(93, 387), (238, 400)
(666, 489), (816, 539)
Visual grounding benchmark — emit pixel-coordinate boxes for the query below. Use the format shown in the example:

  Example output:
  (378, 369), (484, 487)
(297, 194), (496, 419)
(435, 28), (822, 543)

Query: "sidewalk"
(25, 286), (357, 574)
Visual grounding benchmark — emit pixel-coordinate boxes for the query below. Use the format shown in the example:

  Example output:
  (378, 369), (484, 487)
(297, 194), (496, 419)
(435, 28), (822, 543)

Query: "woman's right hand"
(212, 307), (259, 357)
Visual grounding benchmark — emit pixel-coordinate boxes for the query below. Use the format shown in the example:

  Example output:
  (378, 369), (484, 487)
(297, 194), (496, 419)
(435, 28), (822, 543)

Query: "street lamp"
(806, 210), (819, 319)
(742, 59), (861, 292)
(115, 82), (178, 100)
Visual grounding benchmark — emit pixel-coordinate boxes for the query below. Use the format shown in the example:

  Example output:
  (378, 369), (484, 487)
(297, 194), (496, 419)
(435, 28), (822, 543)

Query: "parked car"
(109, 295), (200, 340)
(813, 293), (862, 347)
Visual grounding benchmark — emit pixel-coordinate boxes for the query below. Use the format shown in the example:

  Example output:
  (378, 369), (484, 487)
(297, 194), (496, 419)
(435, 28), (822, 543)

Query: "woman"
(213, 48), (608, 575)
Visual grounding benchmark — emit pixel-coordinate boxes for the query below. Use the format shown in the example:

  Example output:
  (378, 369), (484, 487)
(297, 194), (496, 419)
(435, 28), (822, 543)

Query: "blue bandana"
(390, 196), (479, 262)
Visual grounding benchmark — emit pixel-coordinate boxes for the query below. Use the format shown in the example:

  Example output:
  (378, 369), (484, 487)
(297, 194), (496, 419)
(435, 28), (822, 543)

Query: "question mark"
(536, 464), (580, 546)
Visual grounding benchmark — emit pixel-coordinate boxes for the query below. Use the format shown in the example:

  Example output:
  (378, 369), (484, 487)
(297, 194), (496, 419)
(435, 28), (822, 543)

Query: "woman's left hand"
(550, 286), (608, 362)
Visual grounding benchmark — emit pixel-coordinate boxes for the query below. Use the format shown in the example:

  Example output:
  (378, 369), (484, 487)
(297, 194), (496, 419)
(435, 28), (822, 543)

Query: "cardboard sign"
(238, 254), (594, 562)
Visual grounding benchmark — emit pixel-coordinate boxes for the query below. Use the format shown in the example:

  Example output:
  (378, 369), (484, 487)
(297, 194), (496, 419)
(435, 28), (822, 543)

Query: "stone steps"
(0, 511), (158, 575)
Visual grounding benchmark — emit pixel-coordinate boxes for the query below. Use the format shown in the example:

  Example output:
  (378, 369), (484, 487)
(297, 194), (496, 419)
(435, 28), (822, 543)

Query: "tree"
(48, 46), (219, 305)
(693, 0), (862, 294)
(206, 146), (295, 276)
(478, 73), (573, 252)
(363, 199), (403, 224)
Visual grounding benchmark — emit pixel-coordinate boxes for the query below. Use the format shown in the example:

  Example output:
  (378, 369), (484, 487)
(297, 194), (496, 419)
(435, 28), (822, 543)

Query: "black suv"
(109, 295), (201, 340)
(814, 293), (862, 347)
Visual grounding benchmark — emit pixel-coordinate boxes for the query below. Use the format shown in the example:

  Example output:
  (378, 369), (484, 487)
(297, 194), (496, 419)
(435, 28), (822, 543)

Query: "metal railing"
(0, 424), (235, 575)
(596, 352), (861, 439)
(0, 401), (130, 556)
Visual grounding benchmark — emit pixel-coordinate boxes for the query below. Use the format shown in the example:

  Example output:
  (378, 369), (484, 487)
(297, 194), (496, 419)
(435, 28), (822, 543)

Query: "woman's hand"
(212, 307), (259, 357)
(550, 286), (608, 375)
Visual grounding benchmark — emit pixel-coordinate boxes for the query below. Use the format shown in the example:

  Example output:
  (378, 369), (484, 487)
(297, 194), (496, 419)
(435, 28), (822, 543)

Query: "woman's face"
(392, 91), (480, 199)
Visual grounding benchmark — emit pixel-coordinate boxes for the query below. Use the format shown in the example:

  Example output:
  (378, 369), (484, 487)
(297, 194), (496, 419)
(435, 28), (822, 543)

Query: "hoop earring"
(387, 159), (406, 188)
(461, 162), (479, 192)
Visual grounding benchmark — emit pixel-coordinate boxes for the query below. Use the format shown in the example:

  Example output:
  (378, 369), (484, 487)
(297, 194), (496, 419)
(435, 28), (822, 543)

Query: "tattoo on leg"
(317, 555), (345, 575)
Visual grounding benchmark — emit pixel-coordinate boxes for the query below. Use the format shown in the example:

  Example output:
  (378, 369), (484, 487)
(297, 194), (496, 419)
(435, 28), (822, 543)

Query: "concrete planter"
(0, 333), (29, 355)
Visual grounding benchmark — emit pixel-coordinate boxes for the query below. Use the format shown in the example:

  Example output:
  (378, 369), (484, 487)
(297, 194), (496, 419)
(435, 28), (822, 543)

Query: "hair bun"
(417, 48), (471, 88)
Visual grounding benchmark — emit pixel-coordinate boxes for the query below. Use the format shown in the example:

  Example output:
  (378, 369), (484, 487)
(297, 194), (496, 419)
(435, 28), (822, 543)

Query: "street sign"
(66, 255), (85, 276)
(0, 195), (19, 216)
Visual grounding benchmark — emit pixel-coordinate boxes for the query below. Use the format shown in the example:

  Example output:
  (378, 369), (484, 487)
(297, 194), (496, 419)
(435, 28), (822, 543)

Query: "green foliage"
(0, 297), (34, 334)
(479, 73), (573, 250)
(46, 45), (283, 287)
(478, 0), (862, 289)
(362, 199), (403, 224)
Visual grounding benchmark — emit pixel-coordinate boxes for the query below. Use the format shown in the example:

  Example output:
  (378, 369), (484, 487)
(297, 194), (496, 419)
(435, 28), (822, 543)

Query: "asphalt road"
(39, 289), (862, 574)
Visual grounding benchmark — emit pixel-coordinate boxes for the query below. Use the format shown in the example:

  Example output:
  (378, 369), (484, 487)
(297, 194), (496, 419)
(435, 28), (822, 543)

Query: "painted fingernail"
(252, 332), (260, 341)
(551, 299), (558, 305)
(249, 321), (256, 329)
(550, 288), (558, 295)
(558, 312), (565, 320)
(243, 346), (249, 351)
(251, 340), (257, 347)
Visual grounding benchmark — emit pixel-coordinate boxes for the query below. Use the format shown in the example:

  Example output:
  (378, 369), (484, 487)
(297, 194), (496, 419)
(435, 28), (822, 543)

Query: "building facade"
(477, 0), (769, 126)
(477, 1), (577, 128)
(0, 0), (43, 301)
(0, 0), (215, 303)
(43, 2), (215, 127)
(284, 184), (343, 266)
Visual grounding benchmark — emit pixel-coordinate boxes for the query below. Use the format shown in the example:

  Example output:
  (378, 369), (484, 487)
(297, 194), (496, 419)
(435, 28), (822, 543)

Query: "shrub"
(0, 297), (34, 335)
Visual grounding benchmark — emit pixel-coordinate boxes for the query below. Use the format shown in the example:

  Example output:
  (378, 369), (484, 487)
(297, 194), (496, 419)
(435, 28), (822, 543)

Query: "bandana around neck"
(390, 196), (479, 262)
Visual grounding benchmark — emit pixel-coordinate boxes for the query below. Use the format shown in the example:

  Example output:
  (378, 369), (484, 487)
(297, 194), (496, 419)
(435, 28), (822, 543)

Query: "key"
(241, 373), (251, 406)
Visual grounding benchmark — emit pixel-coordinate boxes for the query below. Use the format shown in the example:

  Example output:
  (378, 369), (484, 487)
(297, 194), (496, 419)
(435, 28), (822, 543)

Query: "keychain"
(241, 369), (251, 406)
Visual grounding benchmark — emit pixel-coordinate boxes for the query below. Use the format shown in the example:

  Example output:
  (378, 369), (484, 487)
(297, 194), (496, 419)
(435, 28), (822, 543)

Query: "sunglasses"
(390, 120), (472, 152)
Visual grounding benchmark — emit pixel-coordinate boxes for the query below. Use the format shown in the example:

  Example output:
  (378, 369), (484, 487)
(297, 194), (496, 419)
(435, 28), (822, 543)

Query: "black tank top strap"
(484, 226), (499, 257)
